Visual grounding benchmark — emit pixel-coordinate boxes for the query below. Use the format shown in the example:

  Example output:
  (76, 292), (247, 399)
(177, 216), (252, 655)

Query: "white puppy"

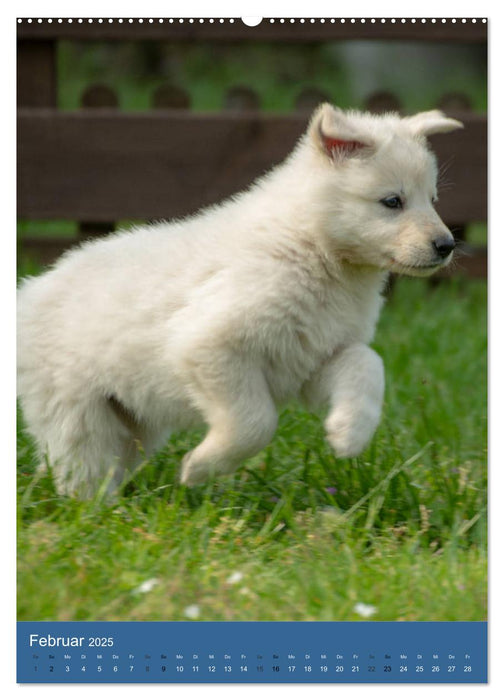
(17, 104), (462, 498)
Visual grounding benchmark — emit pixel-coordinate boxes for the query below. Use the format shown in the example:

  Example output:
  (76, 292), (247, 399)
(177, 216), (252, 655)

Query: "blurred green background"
(57, 40), (487, 112)
(17, 39), (487, 251)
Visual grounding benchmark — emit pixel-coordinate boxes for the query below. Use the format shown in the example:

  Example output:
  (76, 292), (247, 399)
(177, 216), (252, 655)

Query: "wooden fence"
(17, 18), (487, 277)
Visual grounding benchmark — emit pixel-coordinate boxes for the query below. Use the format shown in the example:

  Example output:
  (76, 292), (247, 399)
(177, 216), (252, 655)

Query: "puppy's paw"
(180, 452), (210, 487)
(324, 407), (379, 458)
(325, 417), (368, 458)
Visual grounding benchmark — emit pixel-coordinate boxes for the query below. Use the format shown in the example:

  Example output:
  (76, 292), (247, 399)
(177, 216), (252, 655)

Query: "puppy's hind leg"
(32, 395), (143, 499)
(180, 365), (278, 486)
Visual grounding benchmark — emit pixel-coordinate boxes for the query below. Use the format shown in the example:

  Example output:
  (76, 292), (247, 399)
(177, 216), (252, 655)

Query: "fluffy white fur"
(17, 104), (462, 498)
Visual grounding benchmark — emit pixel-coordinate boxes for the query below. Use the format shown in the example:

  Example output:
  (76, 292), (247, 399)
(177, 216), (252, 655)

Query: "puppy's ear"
(403, 110), (464, 137)
(308, 103), (373, 159)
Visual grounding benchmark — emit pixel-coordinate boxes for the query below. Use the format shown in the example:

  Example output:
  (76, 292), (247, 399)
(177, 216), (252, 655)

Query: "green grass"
(16, 277), (487, 622)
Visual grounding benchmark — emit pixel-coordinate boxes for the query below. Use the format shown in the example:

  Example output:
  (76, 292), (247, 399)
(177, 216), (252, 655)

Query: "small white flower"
(184, 604), (201, 620)
(133, 577), (160, 594)
(226, 571), (244, 585)
(353, 602), (377, 618)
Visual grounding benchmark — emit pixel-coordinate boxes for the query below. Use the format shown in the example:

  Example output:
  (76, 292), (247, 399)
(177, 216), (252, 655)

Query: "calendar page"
(16, 14), (488, 685)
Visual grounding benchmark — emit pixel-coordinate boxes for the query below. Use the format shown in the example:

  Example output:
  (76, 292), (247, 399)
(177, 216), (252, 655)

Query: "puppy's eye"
(380, 195), (403, 210)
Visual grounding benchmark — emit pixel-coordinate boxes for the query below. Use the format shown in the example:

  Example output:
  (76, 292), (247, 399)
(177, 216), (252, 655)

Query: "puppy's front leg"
(302, 344), (385, 458)
(180, 363), (278, 486)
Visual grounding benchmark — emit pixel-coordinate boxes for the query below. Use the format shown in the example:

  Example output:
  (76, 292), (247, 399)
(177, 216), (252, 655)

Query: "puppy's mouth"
(387, 256), (451, 277)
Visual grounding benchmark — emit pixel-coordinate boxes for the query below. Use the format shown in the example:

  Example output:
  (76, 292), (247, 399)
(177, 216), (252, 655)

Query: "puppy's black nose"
(432, 235), (455, 259)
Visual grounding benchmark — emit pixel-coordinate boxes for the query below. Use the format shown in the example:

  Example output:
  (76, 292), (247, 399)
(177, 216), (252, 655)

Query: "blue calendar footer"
(17, 620), (487, 683)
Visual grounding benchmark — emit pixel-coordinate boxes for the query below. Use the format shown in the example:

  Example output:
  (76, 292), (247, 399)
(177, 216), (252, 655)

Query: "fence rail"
(17, 109), (486, 224)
